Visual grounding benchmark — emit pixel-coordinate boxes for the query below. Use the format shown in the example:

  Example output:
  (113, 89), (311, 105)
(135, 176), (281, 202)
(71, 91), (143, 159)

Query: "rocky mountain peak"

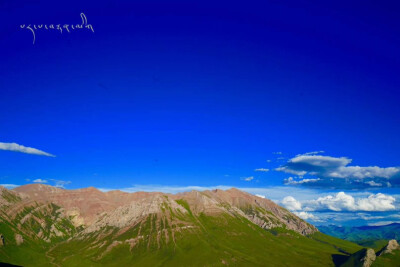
(14, 183), (64, 195)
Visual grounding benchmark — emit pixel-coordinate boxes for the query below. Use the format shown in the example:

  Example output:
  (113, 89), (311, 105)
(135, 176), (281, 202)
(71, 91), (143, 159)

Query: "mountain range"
(319, 224), (400, 249)
(0, 184), (398, 266)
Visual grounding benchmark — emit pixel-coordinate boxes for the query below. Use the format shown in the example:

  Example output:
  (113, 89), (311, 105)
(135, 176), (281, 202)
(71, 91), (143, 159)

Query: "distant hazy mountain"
(0, 184), (387, 266)
(318, 224), (400, 247)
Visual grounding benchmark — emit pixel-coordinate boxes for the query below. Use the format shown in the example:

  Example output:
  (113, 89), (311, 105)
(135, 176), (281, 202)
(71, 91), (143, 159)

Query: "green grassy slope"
(46, 210), (362, 267)
(0, 201), (78, 266)
(373, 249), (400, 267)
(0, 190), (374, 267)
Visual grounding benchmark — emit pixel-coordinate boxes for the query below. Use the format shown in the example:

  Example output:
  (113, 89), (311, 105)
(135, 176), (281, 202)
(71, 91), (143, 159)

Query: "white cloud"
(297, 151), (325, 156)
(310, 212), (362, 223)
(276, 154), (400, 184)
(307, 192), (356, 211)
(273, 152), (282, 155)
(282, 196), (302, 211)
(50, 179), (71, 188)
(365, 181), (383, 187)
(284, 177), (321, 185)
(254, 168), (269, 172)
(356, 213), (385, 220)
(242, 176), (254, 181)
(294, 211), (318, 220)
(357, 193), (396, 211)
(276, 155), (351, 176)
(278, 192), (397, 225)
(0, 142), (55, 157)
(330, 166), (400, 179)
(368, 221), (400, 226)
(304, 192), (396, 212)
(33, 179), (48, 183)
(255, 194), (265, 198)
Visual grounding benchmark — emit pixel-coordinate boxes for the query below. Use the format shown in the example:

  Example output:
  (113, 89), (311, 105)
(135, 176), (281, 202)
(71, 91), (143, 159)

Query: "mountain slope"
(341, 240), (400, 267)
(0, 185), (363, 266)
(0, 186), (79, 266)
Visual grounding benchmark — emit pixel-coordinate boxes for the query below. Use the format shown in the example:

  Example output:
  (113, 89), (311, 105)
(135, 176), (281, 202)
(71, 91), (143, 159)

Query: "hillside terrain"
(341, 239), (400, 267)
(0, 184), (395, 266)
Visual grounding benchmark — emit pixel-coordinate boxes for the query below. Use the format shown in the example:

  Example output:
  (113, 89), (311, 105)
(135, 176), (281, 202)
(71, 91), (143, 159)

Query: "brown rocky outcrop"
(378, 239), (399, 256)
(360, 248), (376, 267)
(15, 234), (23, 245)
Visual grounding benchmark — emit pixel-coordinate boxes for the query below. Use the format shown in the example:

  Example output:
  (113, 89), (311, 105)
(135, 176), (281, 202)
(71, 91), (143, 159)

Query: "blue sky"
(1, 0), (400, 226)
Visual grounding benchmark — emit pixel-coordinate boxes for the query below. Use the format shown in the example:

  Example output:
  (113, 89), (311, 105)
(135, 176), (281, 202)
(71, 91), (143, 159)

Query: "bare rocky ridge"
(11, 184), (317, 236)
(13, 184), (146, 226)
(0, 184), (319, 257)
(177, 188), (317, 235)
(84, 194), (188, 232)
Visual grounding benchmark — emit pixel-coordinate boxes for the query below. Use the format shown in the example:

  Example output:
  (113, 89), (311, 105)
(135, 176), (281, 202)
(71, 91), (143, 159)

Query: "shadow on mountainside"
(0, 262), (22, 267)
(332, 253), (350, 266)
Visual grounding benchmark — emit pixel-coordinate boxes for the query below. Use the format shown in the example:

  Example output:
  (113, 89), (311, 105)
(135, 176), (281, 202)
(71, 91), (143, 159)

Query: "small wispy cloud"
(49, 179), (71, 188)
(365, 181), (383, 187)
(33, 179), (48, 183)
(368, 221), (400, 226)
(284, 177), (321, 185)
(254, 168), (269, 172)
(242, 176), (254, 181)
(356, 213), (385, 221)
(293, 211), (319, 221)
(297, 151), (325, 156)
(0, 142), (55, 157)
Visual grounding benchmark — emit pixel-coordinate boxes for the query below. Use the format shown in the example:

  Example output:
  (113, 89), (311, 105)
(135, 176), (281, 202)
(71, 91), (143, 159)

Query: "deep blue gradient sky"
(1, 1), (400, 225)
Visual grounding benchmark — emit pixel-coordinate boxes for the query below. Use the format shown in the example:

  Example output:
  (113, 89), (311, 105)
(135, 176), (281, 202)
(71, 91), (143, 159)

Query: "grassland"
(42, 210), (362, 267)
